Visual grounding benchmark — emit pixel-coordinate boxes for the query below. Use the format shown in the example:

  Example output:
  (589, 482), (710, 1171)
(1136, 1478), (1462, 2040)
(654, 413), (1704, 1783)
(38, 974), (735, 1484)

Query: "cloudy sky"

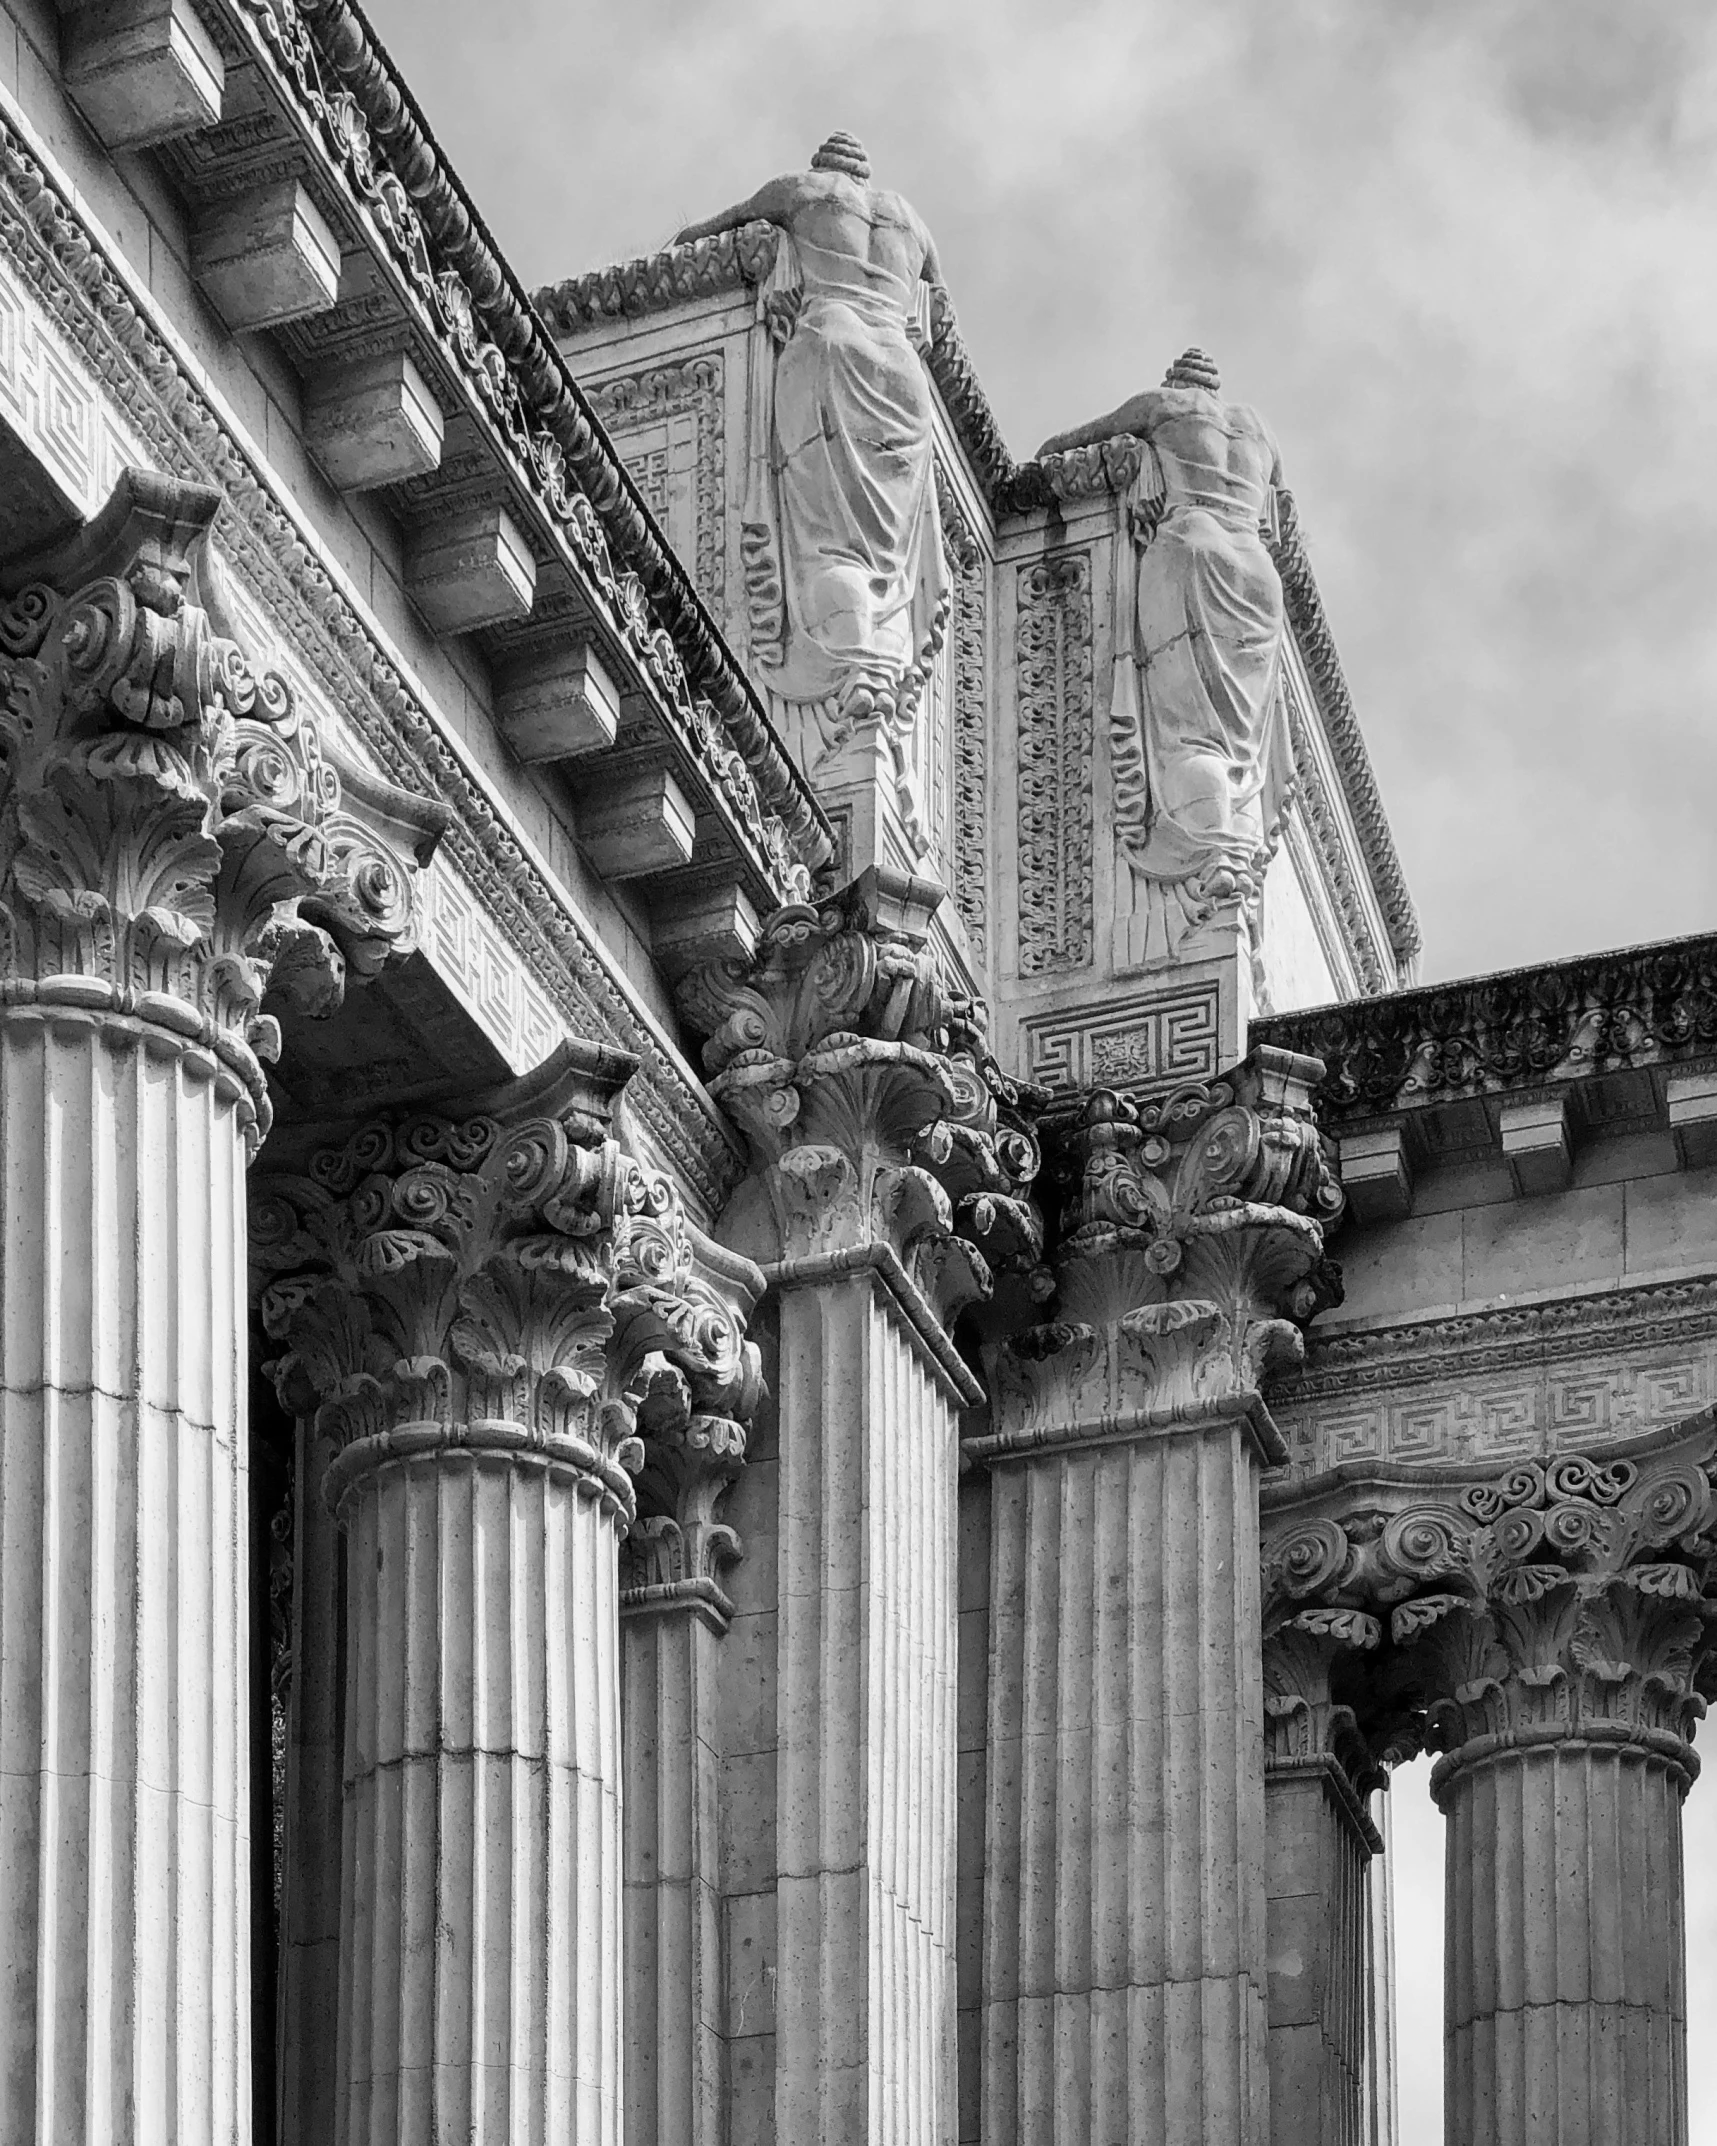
(366, 0), (1717, 2131)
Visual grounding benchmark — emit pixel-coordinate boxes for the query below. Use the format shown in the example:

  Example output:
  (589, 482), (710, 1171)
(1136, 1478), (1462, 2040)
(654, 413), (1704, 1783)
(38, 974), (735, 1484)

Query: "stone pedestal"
(0, 470), (437, 2145)
(968, 1052), (1342, 2146)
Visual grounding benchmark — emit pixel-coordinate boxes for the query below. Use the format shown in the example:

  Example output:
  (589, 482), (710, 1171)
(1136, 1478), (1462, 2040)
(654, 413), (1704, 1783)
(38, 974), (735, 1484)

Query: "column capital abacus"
(676, 864), (1045, 1336)
(1263, 1426), (1717, 1800)
(968, 1043), (1344, 1467)
(252, 1040), (754, 1528)
(0, 468), (445, 1148)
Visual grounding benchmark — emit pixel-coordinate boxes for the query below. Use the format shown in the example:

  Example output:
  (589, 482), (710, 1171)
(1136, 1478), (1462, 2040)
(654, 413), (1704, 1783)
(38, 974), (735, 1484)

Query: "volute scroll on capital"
(969, 1044), (1345, 1465)
(1262, 1425), (1717, 1799)
(676, 866), (1047, 1335)
(0, 468), (448, 1147)
(252, 1039), (764, 1530)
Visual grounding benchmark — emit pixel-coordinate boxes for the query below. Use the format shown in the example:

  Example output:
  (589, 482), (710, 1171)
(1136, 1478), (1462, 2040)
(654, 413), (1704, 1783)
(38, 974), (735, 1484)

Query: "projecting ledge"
(1499, 1094), (1573, 1197)
(405, 502), (536, 635)
(1336, 1124), (1413, 1221)
(62, 0), (225, 150)
(193, 179), (342, 333)
(304, 351), (443, 493)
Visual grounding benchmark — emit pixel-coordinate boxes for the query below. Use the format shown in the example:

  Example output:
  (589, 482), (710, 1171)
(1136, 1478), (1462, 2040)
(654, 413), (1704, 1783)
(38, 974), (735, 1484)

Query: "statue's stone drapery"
(1046, 350), (1294, 969)
(677, 134), (947, 839)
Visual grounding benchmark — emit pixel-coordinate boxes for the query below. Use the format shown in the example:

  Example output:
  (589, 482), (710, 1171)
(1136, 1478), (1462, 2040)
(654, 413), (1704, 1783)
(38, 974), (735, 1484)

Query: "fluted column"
(1264, 1434), (1717, 2146)
(968, 1054), (1343, 2146)
(1262, 1609), (1386, 2146)
(0, 470), (437, 2146)
(1418, 1531), (1708, 2146)
(677, 872), (1031, 2143)
(257, 1057), (749, 2145)
(620, 1282), (760, 2146)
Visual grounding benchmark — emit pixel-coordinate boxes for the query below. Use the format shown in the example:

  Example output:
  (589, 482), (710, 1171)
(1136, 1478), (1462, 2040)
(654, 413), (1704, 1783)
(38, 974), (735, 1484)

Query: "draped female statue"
(1040, 349), (1294, 968)
(674, 134), (948, 831)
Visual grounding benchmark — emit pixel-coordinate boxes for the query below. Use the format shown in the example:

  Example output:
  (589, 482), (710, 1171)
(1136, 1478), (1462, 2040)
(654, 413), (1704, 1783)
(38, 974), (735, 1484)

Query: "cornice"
(0, 107), (741, 1215)
(241, 0), (830, 886)
(1272, 1275), (1717, 1410)
(1255, 931), (1717, 1128)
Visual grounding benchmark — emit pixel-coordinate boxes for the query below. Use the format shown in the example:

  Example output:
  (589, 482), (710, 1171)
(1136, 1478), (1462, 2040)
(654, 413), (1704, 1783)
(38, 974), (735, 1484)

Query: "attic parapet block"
(1499, 1094), (1573, 1198)
(497, 641), (621, 764)
(1667, 1070), (1717, 1170)
(192, 178), (341, 332)
(405, 502), (536, 635)
(62, 0), (225, 149)
(1337, 1124), (1413, 1222)
(651, 878), (762, 977)
(304, 350), (444, 493)
(580, 764), (696, 880)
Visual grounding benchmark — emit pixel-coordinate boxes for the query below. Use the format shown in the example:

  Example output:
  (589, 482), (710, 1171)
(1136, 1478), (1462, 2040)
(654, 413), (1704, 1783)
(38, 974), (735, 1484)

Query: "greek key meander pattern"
(1272, 1276), (1717, 1478)
(0, 246), (139, 514)
(1023, 982), (1222, 1094)
(0, 114), (736, 1211)
(1015, 553), (1094, 976)
(587, 354), (726, 618)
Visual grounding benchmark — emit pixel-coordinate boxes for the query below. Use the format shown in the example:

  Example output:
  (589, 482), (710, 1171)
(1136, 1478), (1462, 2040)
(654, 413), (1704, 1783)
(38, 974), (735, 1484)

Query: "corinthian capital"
(676, 866), (1044, 1329)
(1262, 1428), (1717, 1799)
(971, 1046), (1343, 1463)
(252, 1041), (757, 1526)
(0, 469), (446, 1144)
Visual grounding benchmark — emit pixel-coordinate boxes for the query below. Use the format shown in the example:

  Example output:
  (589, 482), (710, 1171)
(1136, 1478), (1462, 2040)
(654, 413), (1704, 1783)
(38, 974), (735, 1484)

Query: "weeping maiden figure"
(1041, 348), (1294, 969)
(675, 132), (948, 855)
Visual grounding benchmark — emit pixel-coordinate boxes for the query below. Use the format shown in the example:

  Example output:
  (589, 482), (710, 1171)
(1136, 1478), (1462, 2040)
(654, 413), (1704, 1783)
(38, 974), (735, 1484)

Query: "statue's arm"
(673, 175), (800, 247)
(1036, 389), (1161, 458)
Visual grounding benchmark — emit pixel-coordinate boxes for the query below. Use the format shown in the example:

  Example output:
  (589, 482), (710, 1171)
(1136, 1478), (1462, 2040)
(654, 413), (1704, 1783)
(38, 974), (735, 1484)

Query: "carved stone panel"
(939, 485), (989, 962)
(1014, 553), (1094, 977)
(587, 353), (726, 616)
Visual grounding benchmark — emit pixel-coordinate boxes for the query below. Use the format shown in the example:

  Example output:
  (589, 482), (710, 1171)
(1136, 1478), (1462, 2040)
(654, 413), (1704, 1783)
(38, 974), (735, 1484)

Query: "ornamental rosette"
(0, 469), (445, 1143)
(252, 1042), (760, 1526)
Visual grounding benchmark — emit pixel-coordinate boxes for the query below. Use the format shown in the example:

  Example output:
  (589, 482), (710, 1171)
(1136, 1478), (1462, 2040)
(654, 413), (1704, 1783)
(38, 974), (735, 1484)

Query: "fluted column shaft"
(621, 1597), (725, 2146)
(335, 1439), (622, 2146)
(980, 1414), (1271, 2146)
(279, 1411), (345, 2144)
(1264, 1764), (1375, 2146)
(1438, 1741), (1689, 2146)
(0, 1002), (251, 2144)
(773, 1265), (962, 2144)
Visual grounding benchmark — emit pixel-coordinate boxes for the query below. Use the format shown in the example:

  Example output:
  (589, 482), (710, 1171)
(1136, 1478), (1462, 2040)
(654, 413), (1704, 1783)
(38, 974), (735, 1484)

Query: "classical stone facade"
(0, 11), (1709, 2146)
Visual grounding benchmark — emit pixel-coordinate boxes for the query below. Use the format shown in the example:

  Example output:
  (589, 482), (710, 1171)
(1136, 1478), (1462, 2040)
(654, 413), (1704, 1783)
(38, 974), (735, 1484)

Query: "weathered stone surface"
(61, 0), (224, 149)
(303, 349), (444, 493)
(193, 178), (342, 332)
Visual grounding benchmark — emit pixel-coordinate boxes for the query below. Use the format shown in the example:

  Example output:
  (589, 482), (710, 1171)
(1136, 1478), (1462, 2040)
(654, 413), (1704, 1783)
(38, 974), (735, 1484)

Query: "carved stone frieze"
(1014, 553), (1094, 977)
(1271, 1276), (1717, 1479)
(969, 1045), (1344, 1462)
(251, 1041), (755, 1521)
(676, 867), (1043, 1350)
(587, 353), (726, 615)
(937, 473), (989, 962)
(0, 468), (441, 1145)
(0, 113), (739, 1211)
(1257, 933), (1717, 1126)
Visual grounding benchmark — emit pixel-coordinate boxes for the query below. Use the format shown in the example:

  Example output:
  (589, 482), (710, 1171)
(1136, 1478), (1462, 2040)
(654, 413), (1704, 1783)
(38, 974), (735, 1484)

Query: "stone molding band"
(765, 1238), (984, 1408)
(323, 1412), (641, 1525)
(1429, 1721), (1700, 1804)
(962, 1389), (1290, 1469)
(0, 977), (268, 1138)
(1267, 1749), (1385, 1857)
